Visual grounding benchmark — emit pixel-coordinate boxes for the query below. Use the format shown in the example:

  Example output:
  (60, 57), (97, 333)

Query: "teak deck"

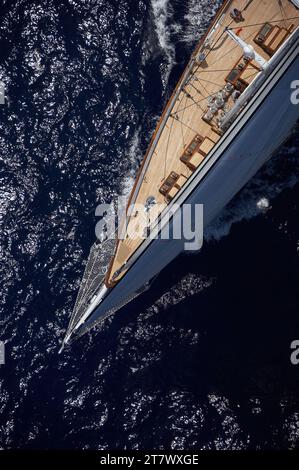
(106, 0), (299, 286)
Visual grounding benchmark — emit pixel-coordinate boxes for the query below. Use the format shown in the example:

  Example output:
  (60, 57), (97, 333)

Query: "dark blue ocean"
(0, 0), (298, 450)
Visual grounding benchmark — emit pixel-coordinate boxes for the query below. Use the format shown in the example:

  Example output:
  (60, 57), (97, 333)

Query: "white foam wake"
(151, 0), (174, 55)
(150, 0), (178, 83)
(120, 127), (142, 198)
(182, 0), (222, 44)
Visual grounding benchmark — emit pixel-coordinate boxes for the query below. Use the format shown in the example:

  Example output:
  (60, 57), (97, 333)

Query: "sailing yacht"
(61, 0), (299, 350)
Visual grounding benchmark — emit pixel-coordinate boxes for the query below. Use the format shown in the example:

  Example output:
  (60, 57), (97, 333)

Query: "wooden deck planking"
(107, 0), (299, 284)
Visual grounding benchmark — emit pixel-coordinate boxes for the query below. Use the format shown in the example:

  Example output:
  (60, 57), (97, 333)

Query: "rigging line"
(76, 251), (103, 302)
(209, 2), (247, 42)
(187, 79), (205, 99)
(167, 0), (264, 174)
(205, 2), (241, 51)
(195, 27), (250, 76)
(180, 60), (261, 114)
(204, 4), (290, 70)
(174, 86), (226, 116)
(104, 9), (228, 242)
(278, 0), (288, 29)
(187, 0), (257, 83)
(175, 70), (249, 115)
(197, 68), (258, 93)
(74, 3), (289, 317)
(191, 75), (229, 88)
(194, 66), (260, 74)
(191, 28), (229, 79)
(180, 71), (232, 119)
(179, 91), (189, 148)
(163, 106), (176, 181)
(72, 260), (106, 315)
(186, 82), (209, 110)
(183, 83), (217, 113)
(192, 72), (212, 98)
(196, 83), (212, 107)
(190, 74), (228, 103)
(229, 16), (299, 30)
(173, 97), (208, 117)
(132, 5), (295, 205)
(173, 89), (191, 127)
(205, 9), (299, 69)
(74, 239), (118, 314)
(164, 8), (246, 165)
(170, 113), (202, 137)
(183, 87), (206, 112)
(186, 66), (256, 109)
(73, 5), (262, 316)
(188, 2), (241, 82)
(74, 269), (108, 311)
(121, 4), (294, 230)
(73, 230), (118, 310)
(177, 3), (241, 114)
(206, 32), (250, 70)
(163, 91), (190, 179)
